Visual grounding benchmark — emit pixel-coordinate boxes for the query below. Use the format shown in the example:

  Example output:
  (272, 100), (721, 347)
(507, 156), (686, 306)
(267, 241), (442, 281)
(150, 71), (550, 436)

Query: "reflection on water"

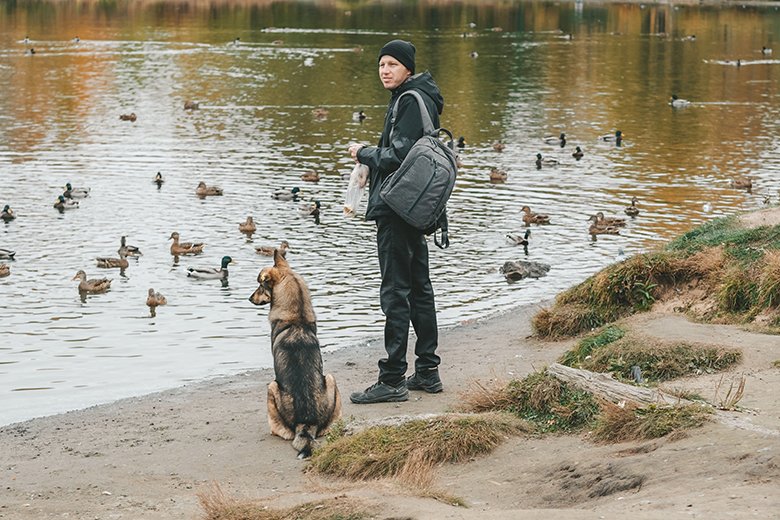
(1, 0), (778, 425)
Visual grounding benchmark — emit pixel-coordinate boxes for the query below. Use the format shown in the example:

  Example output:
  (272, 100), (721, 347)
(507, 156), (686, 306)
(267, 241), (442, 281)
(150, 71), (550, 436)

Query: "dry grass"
(198, 483), (371, 520)
(309, 413), (526, 482)
(591, 401), (713, 444)
(758, 251), (780, 307)
(714, 374), (747, 410)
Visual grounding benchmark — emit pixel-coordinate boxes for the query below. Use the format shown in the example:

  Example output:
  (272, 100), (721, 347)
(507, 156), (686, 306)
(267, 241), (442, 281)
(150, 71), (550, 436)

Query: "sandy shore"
(2, 296), (779, 519)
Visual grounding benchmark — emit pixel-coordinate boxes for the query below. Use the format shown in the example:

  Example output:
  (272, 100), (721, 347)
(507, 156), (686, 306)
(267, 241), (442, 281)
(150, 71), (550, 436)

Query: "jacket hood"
(394, 71), (444, 115)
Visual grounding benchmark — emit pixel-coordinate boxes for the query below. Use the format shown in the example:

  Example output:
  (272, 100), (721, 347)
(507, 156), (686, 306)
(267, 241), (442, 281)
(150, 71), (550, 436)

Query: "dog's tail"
(292, 424), (318, 459)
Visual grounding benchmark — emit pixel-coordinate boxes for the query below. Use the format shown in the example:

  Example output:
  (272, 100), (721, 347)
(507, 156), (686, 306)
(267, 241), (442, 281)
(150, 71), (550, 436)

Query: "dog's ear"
(273, 248), (289, 269)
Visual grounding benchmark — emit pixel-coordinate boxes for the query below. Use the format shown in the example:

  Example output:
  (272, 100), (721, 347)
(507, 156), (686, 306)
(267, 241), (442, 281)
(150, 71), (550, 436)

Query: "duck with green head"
(187, 255), (233, 280)
(54, 195), (78, 211)
(63, 183), (90, 199)
(0, 248), (15, 260)
(1, 205), (15, 222)
(272, 187), (301, 201)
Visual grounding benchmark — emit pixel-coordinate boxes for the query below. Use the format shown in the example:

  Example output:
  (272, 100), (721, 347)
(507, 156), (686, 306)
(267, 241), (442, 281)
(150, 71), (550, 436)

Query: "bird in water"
(118, 236), (142, 257)
(543, 133), (566, 148)
(353, 110), (367, 121)
(54, 195), (79, 211)
(521, 205), (551, 225)
(506, 229), (530, 246)
(196, 181), (223, 197)
(0, 248), (15, 260)
(669, 94), (691, 108)
(72, 270), (112, 293)
(239, 216), (256, 235)
(256, 240), (290, 257)
(599, 130), (623, 146)
(1, 205), (15, 222)
(187, 255), (233, 281)
(492, 140), (505, 152)
(96, 253), (129, 269)
(63, 182), (90, 199)
(489, 167), (508, 182)
(572, 146), (584, 160)
(154, 172), (164, 187)
(535, 153), (559, 168)
(146, 288), (167, 311)
(169, 232), (204, 256)
(456, 136), (466, 149)
(272, 187), (301, 201)
(625, 197), (640, 217)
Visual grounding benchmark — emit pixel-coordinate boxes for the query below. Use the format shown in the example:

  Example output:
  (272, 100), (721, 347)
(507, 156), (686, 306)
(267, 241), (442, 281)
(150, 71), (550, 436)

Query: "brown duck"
(521, 205), (551, 225)
(72, 270), (112, 293)
(169, 232), (204, 256)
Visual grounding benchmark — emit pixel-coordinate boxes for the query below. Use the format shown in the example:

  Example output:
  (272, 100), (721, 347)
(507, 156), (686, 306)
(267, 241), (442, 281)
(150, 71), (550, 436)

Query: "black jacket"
(357, 71), (444, 220)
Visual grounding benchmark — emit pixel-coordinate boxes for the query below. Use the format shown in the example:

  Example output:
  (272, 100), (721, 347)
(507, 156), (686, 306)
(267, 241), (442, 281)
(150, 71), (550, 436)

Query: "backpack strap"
(433, 212), (449, 249)
(389, 90), (435, 143)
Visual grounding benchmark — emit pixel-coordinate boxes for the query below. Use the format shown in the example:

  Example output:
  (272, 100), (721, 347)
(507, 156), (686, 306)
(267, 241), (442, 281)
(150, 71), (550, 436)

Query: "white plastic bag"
(344, 163), (369, 216)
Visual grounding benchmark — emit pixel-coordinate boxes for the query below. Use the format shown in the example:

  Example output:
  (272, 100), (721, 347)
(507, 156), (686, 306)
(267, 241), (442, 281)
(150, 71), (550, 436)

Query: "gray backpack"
(379, 90), (457, 249)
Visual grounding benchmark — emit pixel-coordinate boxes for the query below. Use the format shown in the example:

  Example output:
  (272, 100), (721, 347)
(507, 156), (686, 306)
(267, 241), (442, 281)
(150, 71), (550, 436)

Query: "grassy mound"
(199, 488), (371, 520)
(533, 216), (780, 338)
(591, 402), (713, 443)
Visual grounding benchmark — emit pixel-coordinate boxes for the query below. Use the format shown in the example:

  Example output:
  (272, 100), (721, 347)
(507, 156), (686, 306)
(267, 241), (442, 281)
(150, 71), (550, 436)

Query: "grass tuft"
(591, 402), (713, 443)
(309, 413), (526, 481)
(559, 325), (626, 366)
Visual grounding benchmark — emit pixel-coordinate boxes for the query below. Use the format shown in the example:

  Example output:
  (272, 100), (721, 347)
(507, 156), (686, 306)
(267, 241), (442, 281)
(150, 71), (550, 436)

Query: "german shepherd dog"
(248, 249), (342, 458)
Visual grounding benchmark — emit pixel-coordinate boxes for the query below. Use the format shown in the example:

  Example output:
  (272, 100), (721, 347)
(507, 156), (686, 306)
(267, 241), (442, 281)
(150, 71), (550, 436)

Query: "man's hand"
(348, 143), (365, 161)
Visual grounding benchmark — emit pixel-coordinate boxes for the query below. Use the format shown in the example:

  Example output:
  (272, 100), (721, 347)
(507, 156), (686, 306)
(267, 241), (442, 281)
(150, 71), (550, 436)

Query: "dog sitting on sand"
(248, 249), (342, 458)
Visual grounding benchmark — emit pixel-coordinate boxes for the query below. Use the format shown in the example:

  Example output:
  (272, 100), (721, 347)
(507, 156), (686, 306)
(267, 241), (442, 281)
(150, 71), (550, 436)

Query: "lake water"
(1, 0), (778, 425)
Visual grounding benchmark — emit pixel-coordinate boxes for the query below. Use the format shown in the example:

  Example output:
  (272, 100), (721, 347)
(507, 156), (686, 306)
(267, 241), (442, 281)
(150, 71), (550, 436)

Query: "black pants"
(376, 214), (440, 386)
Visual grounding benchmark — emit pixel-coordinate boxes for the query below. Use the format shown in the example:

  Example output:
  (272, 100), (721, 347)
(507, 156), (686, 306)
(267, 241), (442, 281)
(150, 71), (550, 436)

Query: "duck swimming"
(118, 236), (142, 257)
(456, 136), (466, 149)
(353, 110), (367, 121)
(625, 197), (640, 217)
(588, 215), (621, 236)
(154, 172), (164, 186)
(146, 288), (167, 308)
(489, 167), (508, 182)
(0, 248), (15, 260)
(312, 108), (329, 119)
(599, 130), (623, 145)
(572, 146), (584, 160)
(187, 255), (233, 280)
(0, 264), (9, 277)
(72, 270), (112, 293)
(506, 229), (530, 246)
(492, 140), (505, 152)
(731, 177), (753, 191)
(184, 101), (200, 110)
(119, 113), (137, 122)
(63, 183), (90, 199)
(1, 205), (15, 222)
(596, 211), (627, 227)
(239, 216), (256, 234)
(169, 232), (204, 256)
(300, 170), (320, 182)
(272, 187), (301, 201)
(301, 200), (321, 218)
(256, 240), (290, 257)
(521, 205), (551, 225)
(543, 133), (566, 148)
(54, 195), (79, 211)
(196, 181), (223, 197)
(535, 153), (559, 168)
(96, 253), (129, 269)
(669, 94), (691, 108)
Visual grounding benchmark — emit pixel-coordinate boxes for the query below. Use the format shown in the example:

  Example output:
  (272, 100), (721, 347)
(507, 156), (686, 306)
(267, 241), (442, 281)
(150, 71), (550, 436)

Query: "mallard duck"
(681, 34), (696, 42)
(272, 187), (301, 201)
(187, 255), (233, 280)
(184, 101), (199, 110)
(146, 288), (167, 308)
(596, 211), (627, 227)
(312, 108), (329, 119)
(119, 113), (137, 122)
(239, 216), (256, 234)
(670, 94), (691, 108)
(506, 229), (530, 246)
(588, 215), (621, 235)
(535, 153), (559, 168)
(96, 253), (129, 269)
(489, 168), (508, 182)
(300, 170), (320, 182)
(599, 130), (623, 145)
(54, 195), (79, 210)
(572, 146), (584, 160)
(625, 197), (640, 216)
(762, 46), (773, 55)
(301, 200), (321, 218)
(492, 140), (505, 152)
(169, 232), (204, 256)
(63, 183), (90, 199)
(1, 205), (15, 222)
(72, 270), (112, 293)
(256, 240), (290, 257)
(456, 136), (466, 149)
(0, 248), (15, 260)
(543, 133), (566, 147)
(521, 205), (551, 225)
(0, 263), (9, 277)
(731, 177), (753, 190)
(118, 236), (142, 257)
(154, 172), (164, 186)
(196, 181), (223, 197)
(353, 110), (367, 121)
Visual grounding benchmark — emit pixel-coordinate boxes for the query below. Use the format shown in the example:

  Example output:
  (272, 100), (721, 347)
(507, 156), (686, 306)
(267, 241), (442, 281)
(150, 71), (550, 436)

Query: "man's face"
(379, 55), (411, 90)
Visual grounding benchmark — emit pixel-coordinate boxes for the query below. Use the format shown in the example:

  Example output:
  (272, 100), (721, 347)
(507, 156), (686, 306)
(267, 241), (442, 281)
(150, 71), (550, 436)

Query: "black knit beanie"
(377, 39), (416, 74)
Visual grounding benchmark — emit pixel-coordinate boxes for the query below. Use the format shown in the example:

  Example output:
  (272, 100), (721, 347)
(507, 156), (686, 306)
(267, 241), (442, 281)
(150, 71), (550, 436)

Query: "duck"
(535, 153), (559, 168)
(118, 236), (142, 257)
(543, 133), (566, 148)
(96, 253), (129, 269)
(572, 146), (584, 160)
(731, 177), (753, 190)
(196, 181), (223, 197)
(625, 197), (640, 217)
(489, 168), (508, 182)
(681, 34), (696, 42)
(272, 187), (301, 201)
(169, 232), (204, 256)
(63, 183), (90, 199)
(146, 288), (167, 308)
(72, 36), (80, 43)
(596, 211), (627, 227)
(300, 170), (320, 183)
(669, 94), (691, 108)
(506, 229), (530, 246)
(184, 100), (199, 110)
(72, 270), (112, 293)
(119, 113), (137, 122)
(54, 195), (79, 210)
(456, 136), (466, 149)
(1, 205), (15, 222)
(588, 215), (621, 235)
(239, 216), (256, 234)
(599, 130), (623, 145)
(301, 200), (321, 218)
(521, 205), (551, 225)
(25, 48), (35, 55)
(154, 172), (164, 186)
(256, 240), (290, 257)
(353, 110), (367, 121)
(492, 140), (505, 152)
(762, 46), (773, 55)
(0, 263), (9, 277)
(187, 255), (233, 280)
(469, 51), (479, 59)
(0, 248), (15, 260)
(312, 108), (329, 119)
(232, 37), (241, 46)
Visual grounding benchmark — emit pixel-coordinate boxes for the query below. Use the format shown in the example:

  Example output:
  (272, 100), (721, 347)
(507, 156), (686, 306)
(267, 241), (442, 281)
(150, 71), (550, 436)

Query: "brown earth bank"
(2, 299), (779, 519)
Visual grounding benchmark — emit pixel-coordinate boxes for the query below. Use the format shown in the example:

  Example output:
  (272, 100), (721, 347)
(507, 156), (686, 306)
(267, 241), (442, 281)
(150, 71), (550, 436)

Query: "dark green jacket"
(357, 71), (444, 220)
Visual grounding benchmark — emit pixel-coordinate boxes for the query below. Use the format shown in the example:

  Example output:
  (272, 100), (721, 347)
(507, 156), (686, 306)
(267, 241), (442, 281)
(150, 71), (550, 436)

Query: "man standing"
(348, 40), (444, 404)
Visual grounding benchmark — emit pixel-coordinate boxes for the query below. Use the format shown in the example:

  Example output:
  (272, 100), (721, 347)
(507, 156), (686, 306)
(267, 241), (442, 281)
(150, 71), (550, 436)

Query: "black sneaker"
(350, 381), (409, 404)
(406, 370), (443, 393)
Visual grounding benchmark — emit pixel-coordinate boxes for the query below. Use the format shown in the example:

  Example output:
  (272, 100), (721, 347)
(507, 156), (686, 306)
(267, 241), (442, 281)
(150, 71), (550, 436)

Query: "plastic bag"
(344, 163), (369, 216)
